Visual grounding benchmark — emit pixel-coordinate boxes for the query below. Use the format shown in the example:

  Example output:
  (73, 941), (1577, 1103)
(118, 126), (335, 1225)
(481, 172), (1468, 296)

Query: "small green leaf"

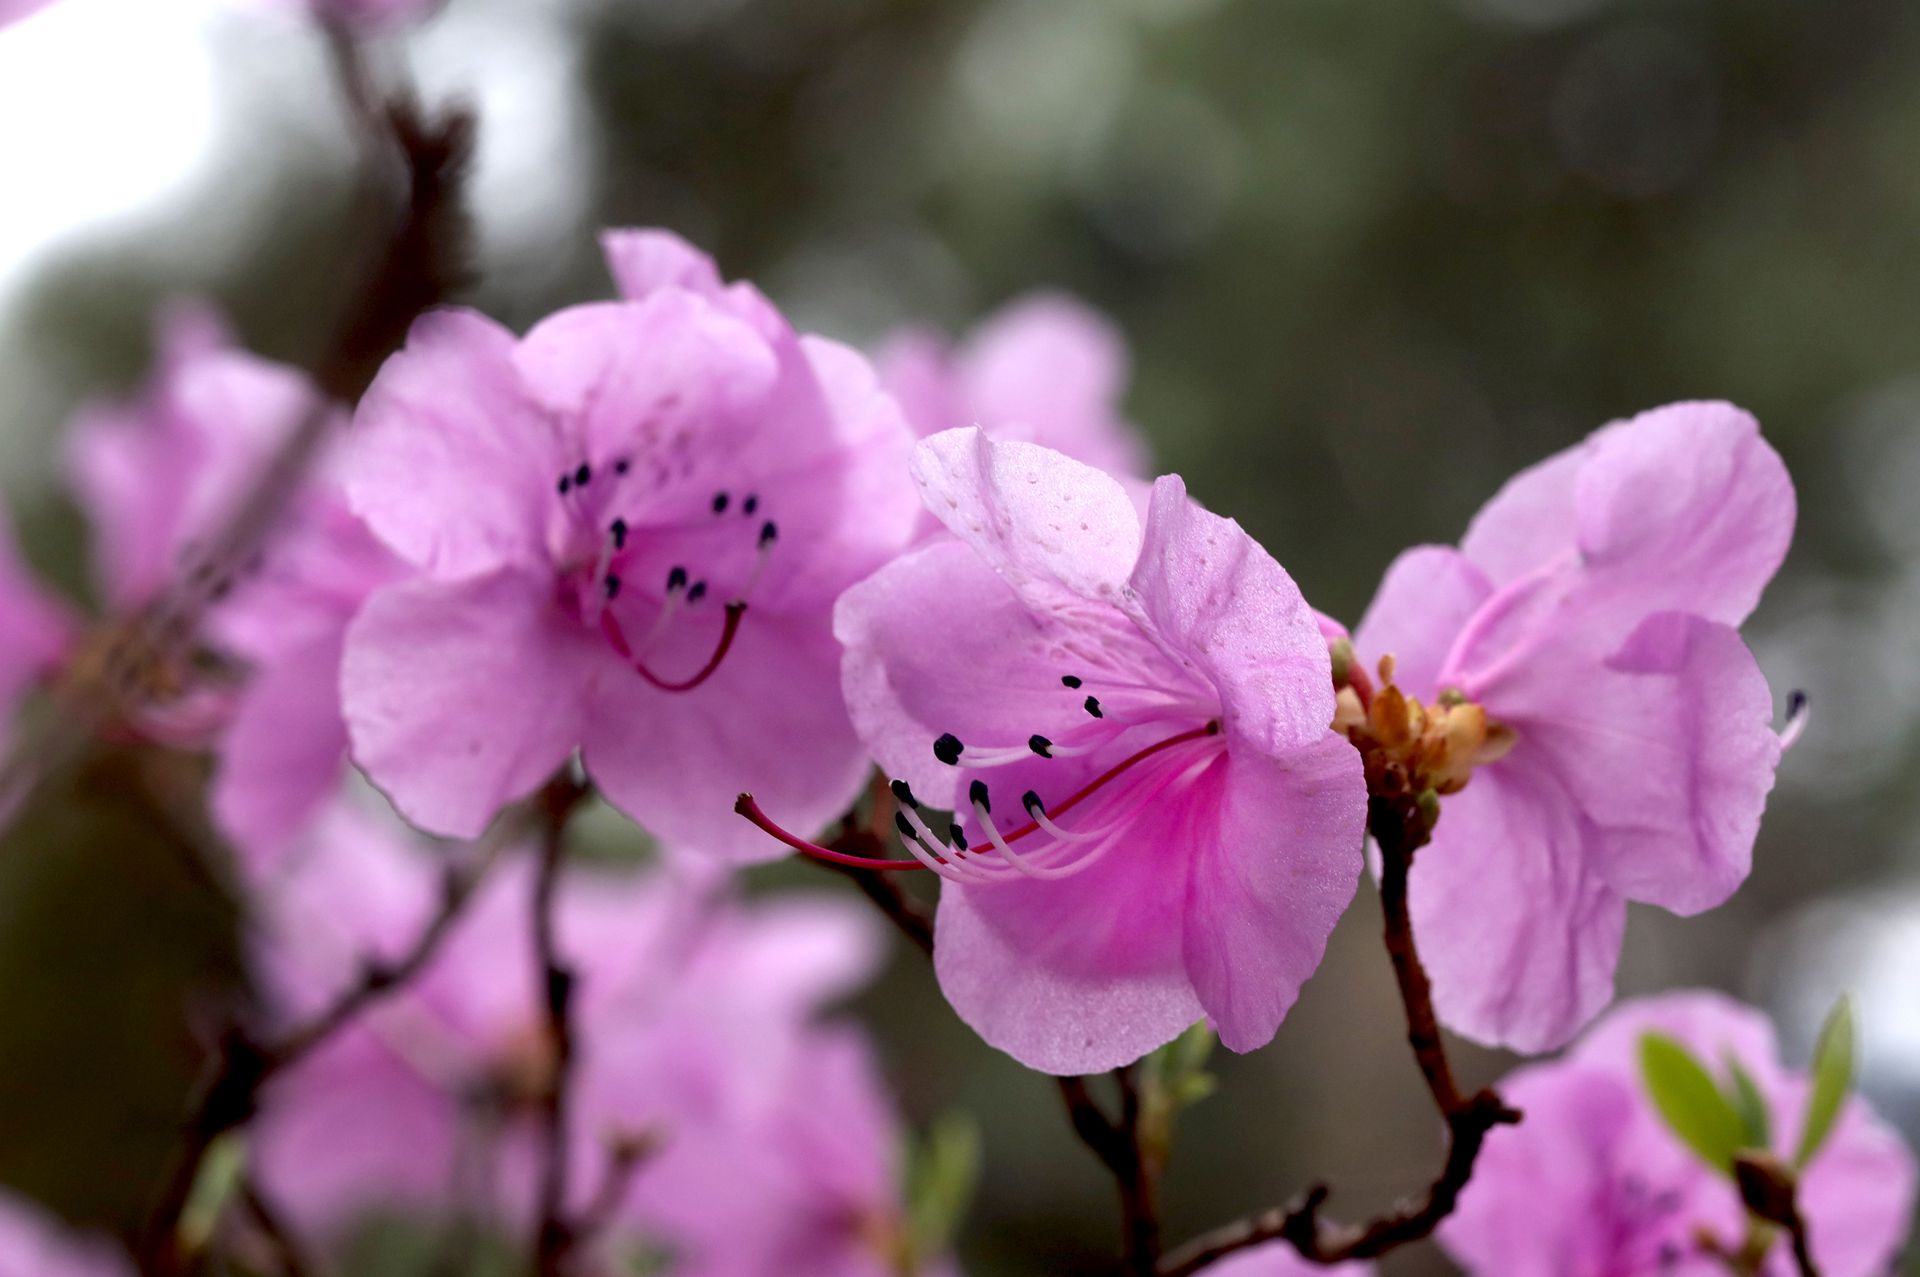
(1723, 1053), (1772, 1150)
(905, 1111), (980, 1265)
(1794, 995), (1856, 1169)
(179, 1131), (248, 1252)
(1640, 1031), (1747, 1176)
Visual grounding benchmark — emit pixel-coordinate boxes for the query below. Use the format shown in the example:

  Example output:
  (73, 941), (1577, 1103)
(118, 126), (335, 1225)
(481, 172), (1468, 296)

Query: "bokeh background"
(2, 0), (1919, 1272)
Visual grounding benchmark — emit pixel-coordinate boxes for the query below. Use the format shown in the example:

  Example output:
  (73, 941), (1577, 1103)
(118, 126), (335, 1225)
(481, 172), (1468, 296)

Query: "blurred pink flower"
(833, 428), (1365, 1074)
(0, 1192), (129, 1277)
(0, 303), (393, 860)
(1441, 990), (1916, 1277)
(341, 230), (918, 857)
(1352, 402), (1793, 1051)
(249, 805), (934, 1274)
(0, 0), (56, 30)
(877, 293), (1148, 482)
(1197, 1244), (1371, 1276)
(56, 303), (398, 863)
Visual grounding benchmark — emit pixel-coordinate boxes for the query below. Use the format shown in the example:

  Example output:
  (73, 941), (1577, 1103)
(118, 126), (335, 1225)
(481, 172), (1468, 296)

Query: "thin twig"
(569, 1129), (664, 1257)
(1156, 794), (1520, 1274)
(531, 773), (590, 1277)
(239, 1177), (320, 1277)
(805, 817), (935, 956)
(0, 16), (472, 837)
(136, 851), (491, 1276)
(1058, 1069), (1161, 1274)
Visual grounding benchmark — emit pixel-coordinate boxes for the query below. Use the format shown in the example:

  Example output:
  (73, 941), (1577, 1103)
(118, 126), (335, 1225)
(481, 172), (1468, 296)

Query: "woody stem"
(1155, 793), (1521, 1274)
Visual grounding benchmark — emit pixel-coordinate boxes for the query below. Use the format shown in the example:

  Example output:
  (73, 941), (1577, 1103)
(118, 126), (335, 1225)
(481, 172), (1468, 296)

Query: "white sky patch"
(0, 0), (223, 301)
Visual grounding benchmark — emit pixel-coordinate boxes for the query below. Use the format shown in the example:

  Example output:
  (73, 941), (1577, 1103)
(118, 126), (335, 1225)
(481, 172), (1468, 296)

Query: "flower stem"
(531, 772), (591, 1277)
(1155, 793), (1521, 1274)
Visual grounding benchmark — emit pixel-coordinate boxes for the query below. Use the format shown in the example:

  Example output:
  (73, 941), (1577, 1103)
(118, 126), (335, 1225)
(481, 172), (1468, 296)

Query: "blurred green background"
(2, 0), (1919, 1271)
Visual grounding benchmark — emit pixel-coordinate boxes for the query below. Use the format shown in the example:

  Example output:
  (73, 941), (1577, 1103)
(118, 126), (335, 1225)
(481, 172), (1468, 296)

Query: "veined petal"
(346, 308), (560, 578)
(341, 568), (594, 839)
(583, 611), (869, 863)
(1414, 759), (1627, 1053)
(911, 427), (1142, 607)
(1182, 733), (1364, 1053)
(1129, 476), (1336, 755)
(1491, 613), (1781, 916)
(1352, 545), (1494, 699)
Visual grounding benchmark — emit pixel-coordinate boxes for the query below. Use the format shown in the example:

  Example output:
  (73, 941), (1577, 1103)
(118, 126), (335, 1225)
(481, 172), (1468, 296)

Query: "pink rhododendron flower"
(1196, 1244), (1370, 1276)
(1441, 990), (1916, 1277)
(249, 806), (937, 1274)
(825, 428), (1366, 1075)
(1351, 402), (1792, 1051)
(877, 293), (1148, 481)
(47, 303), (398, 863)
(0, 1192), (130, 1277)
(341, 229), (918, 856)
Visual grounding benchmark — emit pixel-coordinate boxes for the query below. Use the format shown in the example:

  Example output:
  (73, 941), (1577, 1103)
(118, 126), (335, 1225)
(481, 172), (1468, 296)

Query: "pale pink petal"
(582, 611), (868, 862)
(932, 765), (1212, 1074)
(1181, 734), (1363, 1053)
(910, 428), (1142, 607)
(211, 630), (350, 870)
(835, 538), (1126, 811)
(1457, 441), (1587, 586)
(1351, 545), (1493, 698)
(346, 308), (560, 577)
(1129, 476), (1334, 755)
(511, 294), (778, 473)
(1412, 759), (1627, 1053)
(1490, 613), (1780, 916)
(0, 1192), (131, 1277)
(1198, 1242), (1371, 1276)
(253, 1030), (460, 1235)
(342, 569), (594, 839)
(599, 227), (725, 302)
(1571, 402), (1794, 627)
(958, 292), (1146, 477)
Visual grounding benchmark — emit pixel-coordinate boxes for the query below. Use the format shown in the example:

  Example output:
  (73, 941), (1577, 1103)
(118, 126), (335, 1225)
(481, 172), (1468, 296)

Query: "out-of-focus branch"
(531, 773), (590, 1277)
(0, 20), (472, 834)
(1156, 795), (1520, 1274)
(238, 1177), (320, 1277)
(136, 842), (493, 1277)
(808, 815), (935, 956)
(1058, 1068), (1161, 1275)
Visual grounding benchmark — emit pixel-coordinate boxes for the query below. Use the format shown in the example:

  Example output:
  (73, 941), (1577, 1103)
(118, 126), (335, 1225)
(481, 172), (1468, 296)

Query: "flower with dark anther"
(339, 230), (918, 854)
(745, 429), (1366, 1075)
(1350, 402), (1795, 1053)
(1441, 992), (1915, 1277)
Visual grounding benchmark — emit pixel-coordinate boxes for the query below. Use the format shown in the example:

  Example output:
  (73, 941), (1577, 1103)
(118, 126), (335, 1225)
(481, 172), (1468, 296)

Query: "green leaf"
(179, 1131), (248, 1252)
(1723, 1053), (1772, 1150)
(1639, 1031), (1747, 1176)
(1794, 995), (1856, 1169)
(905, 1111), (980, 1266)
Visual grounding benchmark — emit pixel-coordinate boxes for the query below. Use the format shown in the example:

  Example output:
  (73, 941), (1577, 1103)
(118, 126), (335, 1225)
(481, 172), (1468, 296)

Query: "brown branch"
(569, 1128), (664, 1257)
(1058, 1068), (1161, 1274)
(136, 850), (491, 1276)
(239, 1177), (319, 1277)
(1156, 794), (1520, 1275)
(0, 14), (472, 836)
(530, 773), (590, 1277)
(807, 819), (935, 956)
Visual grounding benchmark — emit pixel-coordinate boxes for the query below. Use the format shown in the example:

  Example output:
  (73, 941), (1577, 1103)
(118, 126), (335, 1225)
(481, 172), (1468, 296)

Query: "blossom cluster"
(0, 215), (1909, 1276)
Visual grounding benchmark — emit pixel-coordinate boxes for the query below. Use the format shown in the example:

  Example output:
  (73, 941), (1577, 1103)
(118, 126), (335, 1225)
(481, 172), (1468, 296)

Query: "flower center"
(551, 456), (777, 693)
(738, 666), (1224, 882)
(1333, 646), (1516, 800)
